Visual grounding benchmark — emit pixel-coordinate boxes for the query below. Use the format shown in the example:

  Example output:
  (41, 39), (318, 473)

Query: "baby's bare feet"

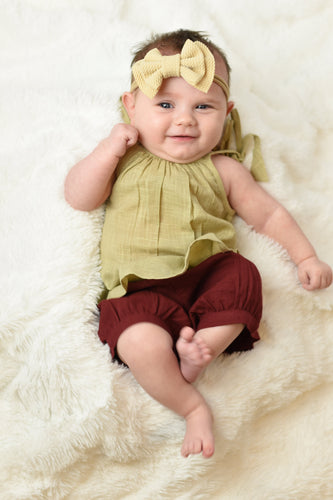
(181, 402), (214, 458)
(176, 326), (213, 383)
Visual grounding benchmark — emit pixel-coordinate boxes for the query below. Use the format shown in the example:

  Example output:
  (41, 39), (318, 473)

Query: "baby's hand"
(102, 123), (139, 160)
(297, 256), (333, 290)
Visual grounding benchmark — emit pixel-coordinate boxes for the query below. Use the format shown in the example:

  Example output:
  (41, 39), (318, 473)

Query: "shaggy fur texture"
(1, 1), (333, 498)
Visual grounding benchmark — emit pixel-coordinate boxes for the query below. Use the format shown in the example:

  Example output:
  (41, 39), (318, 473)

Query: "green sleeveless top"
(100, 145), (237, 299)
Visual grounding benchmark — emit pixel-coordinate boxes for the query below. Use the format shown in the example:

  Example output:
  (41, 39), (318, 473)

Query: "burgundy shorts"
(98, 252), (262, 359)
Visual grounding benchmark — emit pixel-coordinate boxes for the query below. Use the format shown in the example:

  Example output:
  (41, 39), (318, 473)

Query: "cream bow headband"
(131, 39), (230, 99)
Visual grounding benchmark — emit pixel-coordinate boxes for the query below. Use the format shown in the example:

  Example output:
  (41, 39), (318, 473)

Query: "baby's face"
(124, 58), (232, 163)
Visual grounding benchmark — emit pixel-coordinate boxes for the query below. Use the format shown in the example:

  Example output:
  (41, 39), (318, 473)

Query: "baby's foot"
(181, 402), (215, 458)
(176, 326), (213, 383)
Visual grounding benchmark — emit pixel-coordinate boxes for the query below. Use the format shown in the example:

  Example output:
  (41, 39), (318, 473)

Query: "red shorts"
(98, 252), (262, 359)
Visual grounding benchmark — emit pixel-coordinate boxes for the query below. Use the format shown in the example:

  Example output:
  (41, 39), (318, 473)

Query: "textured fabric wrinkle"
(187, 253), (261, 338)
(207, 153), (235, 218)
(155, 163), (164, 256)
(119, 152), (159, 257)
(186, 158), (236, 247)
(157, 162), (194, 257)
(238, 257), (262, 320)
(120, 166), (141, 258)
(184, 167), (196, 246)
(188, 170), (197, 238)
(139, 159), (163, 257)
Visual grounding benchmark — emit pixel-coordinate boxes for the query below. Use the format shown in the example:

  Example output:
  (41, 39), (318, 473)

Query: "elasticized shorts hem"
(196, 310), (260, 337)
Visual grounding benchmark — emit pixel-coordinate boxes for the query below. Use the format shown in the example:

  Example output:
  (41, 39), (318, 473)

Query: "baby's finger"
(300, 272), (317, 290)
(298, 268), (310, 287)
(126, 128), (139, 147)
(322, 272), (332, 289)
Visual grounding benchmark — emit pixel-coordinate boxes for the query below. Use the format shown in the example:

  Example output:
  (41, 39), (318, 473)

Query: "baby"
(65, 29), (332, 458)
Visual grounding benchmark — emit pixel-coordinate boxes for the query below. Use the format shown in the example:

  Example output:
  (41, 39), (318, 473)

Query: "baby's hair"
(130, 29), (231, 84)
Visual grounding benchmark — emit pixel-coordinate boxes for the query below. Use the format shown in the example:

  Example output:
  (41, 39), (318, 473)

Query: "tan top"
(100, 145), (237, 299)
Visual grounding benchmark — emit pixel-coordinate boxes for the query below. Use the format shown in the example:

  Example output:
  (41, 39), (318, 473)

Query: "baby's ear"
(122, 92), (136, 121)
(226, 101), (234, 116)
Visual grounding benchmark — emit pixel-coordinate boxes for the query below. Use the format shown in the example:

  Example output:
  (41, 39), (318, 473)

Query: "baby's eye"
(196, 104), (210, 110)
(158, 102), (173, 109)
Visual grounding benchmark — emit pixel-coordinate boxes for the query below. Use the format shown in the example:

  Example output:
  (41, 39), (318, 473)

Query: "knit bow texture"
(131, 39), (215, 98)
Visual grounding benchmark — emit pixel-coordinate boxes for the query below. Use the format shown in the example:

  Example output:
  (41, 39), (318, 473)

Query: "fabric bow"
(131, 39), (216, 98)
(218, 109), (269, 182)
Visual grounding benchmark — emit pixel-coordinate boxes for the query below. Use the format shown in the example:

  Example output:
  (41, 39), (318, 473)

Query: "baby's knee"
(116, 322), (172, 365)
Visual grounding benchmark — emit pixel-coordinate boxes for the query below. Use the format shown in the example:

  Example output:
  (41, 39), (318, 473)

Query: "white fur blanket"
(1, 1), (333, 498)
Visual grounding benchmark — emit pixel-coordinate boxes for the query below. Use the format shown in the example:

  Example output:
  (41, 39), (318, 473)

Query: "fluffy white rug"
(1, 1), (333, 498)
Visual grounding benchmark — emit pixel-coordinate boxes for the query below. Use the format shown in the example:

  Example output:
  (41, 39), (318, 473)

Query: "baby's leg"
(117, 322), (214, 458)
(177, 324), (244, 383)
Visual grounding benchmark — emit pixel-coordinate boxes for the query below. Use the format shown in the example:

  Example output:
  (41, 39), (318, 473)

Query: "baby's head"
(122, 29), (234, 163)
(130, 29), (231, 89)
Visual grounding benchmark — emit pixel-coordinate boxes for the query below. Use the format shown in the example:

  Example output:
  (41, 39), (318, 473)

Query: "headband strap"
(212, 75), (230, 100)
(131, 39), (230, 99)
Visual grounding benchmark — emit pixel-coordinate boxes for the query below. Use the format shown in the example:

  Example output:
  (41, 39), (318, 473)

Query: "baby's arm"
(64, 124), (138, 211)
(213, 156), (332, 290)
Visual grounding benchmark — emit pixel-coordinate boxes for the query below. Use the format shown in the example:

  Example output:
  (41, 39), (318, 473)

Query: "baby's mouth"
(169, 135), (196, 141)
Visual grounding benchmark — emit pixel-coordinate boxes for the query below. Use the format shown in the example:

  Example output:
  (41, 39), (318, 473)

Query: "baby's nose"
(174, 109), (196, 126)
